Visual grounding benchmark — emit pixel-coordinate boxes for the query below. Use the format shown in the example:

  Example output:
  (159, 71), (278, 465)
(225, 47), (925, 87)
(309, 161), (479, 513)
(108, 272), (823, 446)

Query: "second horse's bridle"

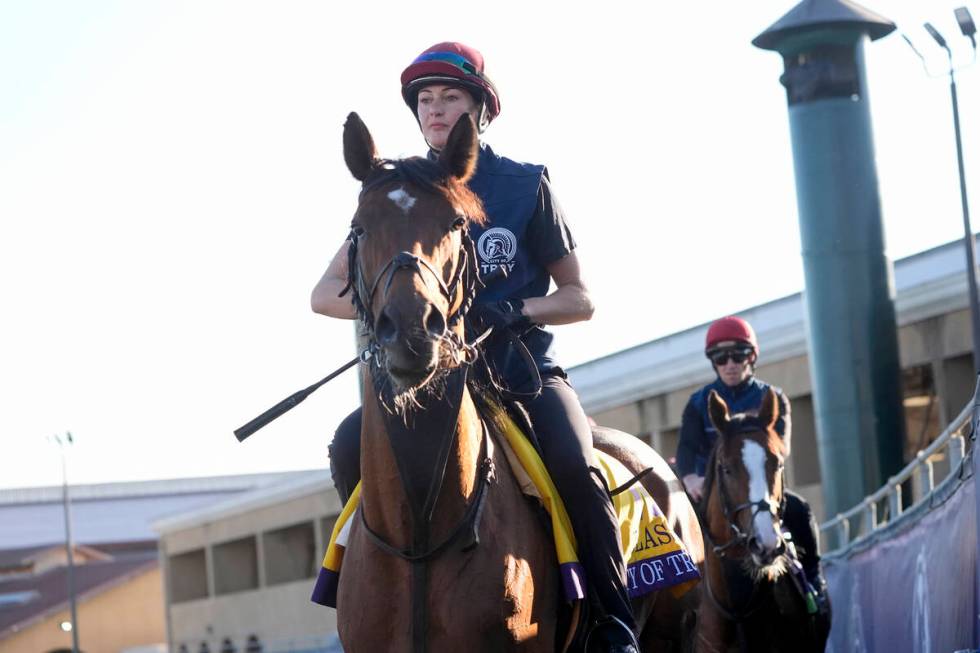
(700, 424), (787, 559)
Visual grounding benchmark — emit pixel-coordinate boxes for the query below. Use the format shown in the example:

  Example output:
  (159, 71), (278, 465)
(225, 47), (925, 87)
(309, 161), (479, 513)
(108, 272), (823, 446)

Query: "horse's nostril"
(376, 306), (398, 345)
(423, 303), (447, 338)
(748, 537), (764, 555)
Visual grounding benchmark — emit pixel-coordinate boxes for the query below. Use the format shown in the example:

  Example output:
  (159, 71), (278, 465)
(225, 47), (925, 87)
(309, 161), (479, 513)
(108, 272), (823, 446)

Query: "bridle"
(698, 417), (786, 632)
(340, 166), (484, 368)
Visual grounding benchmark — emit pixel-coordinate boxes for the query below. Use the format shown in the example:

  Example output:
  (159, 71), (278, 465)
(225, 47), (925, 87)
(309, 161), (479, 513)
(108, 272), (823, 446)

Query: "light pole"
(51, 432), (79, 653)
(905, 7), (979, 373)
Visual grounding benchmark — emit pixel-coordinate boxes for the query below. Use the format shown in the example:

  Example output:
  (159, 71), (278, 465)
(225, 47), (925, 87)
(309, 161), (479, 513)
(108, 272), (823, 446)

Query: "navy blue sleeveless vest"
(688, 377), (787, 475)
(466, 143), (561, 391)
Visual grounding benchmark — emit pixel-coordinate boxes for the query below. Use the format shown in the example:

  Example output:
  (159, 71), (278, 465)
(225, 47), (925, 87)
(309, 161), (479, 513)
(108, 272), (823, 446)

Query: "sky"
(1, 0), (978, 490)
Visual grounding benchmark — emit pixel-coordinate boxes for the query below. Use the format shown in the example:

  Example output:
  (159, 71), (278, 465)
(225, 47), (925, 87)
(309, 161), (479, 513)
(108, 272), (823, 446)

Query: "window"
(169, 549), (208, 603)
(903, 364), (939, 457)
(780, 44), (860, 105)
(0, 590), (39, 609)
(213, 536), (258, 595)
(263, 522), (316, 585)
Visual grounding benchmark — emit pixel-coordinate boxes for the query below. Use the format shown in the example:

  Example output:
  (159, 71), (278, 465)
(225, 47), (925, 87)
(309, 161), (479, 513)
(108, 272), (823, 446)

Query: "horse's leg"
(637, 586), (701, 653)
(692, 601), (732, 653)
(770, 576), (822, 653)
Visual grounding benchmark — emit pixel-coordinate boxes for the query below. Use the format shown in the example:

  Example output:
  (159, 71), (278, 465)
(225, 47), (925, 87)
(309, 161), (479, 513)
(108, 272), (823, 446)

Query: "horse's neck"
(359, 382), (484, 549)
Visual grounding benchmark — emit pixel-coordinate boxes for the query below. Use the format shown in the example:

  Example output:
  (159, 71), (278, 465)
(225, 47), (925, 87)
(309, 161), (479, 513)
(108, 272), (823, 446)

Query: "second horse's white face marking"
(742, 439), (780, 551)
(387, 187), (416, 215)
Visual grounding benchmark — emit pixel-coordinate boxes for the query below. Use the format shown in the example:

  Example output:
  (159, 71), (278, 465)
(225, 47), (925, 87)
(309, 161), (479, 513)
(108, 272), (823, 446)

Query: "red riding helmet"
(400, 42), (501, 132)
(705, 316), (759, 356)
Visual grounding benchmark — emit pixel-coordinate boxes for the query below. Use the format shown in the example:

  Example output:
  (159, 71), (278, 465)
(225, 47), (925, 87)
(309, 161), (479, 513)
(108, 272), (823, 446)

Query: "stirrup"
(811, 576), (831, 616)
(584, 615), (639, 653)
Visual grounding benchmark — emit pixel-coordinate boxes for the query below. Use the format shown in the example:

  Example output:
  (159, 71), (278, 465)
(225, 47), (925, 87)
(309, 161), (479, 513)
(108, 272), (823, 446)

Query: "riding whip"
(233, 349), (371, 442)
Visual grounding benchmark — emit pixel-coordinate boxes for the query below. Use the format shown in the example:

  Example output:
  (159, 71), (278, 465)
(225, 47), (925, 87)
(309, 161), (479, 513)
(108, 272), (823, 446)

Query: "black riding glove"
(468, 299), (530, 336)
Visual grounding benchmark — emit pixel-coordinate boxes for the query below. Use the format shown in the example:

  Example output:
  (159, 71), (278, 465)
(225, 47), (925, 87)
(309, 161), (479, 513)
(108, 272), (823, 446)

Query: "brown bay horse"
(333, 111), (703, 652)
(695, 389), (828, 653)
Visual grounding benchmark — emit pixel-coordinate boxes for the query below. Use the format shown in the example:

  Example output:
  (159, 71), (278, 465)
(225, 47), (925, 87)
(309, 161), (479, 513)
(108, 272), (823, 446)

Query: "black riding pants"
(328, 374), (637, 630)
(782, 490), (823, 586)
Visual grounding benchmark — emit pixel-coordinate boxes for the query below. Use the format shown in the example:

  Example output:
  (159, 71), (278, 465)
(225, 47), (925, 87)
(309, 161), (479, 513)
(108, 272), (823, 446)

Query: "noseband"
(344, 228), (476, 331)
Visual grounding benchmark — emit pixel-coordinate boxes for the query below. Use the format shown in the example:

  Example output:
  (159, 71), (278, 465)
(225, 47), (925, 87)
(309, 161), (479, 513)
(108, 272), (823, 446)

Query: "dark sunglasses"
(709, 349), (752, 366)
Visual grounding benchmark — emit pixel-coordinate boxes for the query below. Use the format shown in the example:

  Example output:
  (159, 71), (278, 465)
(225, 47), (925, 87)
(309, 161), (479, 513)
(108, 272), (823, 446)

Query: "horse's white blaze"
(387, 187), (416, 214)
(742, 440), (779, 550)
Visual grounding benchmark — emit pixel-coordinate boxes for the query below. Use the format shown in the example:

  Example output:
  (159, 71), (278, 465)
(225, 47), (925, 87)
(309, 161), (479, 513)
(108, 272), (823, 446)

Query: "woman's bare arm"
(520, 251), (594, 326)
(311, 241), (356, 319)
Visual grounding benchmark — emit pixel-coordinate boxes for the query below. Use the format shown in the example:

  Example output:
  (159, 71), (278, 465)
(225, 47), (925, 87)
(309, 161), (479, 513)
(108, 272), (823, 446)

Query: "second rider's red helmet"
(400, 42), (501, 132)
(705, 316), (759, 357)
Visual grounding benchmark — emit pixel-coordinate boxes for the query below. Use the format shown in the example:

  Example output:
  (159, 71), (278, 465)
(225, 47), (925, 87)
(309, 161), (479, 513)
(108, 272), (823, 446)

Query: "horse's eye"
(719, 465), (731, 476)
(451, 216), (466, 230)
(351, 225), (365, 238)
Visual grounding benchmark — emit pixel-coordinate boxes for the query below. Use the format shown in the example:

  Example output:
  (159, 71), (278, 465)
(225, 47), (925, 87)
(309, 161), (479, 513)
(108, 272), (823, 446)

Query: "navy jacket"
(465, 143), (575, 392)
(675, 376), (791, 477)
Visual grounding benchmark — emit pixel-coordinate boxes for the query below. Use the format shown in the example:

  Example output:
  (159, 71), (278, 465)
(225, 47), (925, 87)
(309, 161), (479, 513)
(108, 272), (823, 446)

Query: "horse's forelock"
(720, 414), (782, 459)
(361, 157), (485, 226)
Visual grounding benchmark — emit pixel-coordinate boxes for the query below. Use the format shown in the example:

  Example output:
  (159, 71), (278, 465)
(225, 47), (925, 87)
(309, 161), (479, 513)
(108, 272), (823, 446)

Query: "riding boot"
(328, 408), (363, 504)
(572, 473), (639, 640)
(520, 375), (638, 645)
(585, 615), (640, 653)
(782, 491), (830, 618)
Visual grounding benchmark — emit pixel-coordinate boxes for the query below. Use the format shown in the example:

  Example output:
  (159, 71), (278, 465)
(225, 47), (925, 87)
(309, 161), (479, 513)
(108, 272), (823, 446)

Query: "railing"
(819, 387), (977, 556)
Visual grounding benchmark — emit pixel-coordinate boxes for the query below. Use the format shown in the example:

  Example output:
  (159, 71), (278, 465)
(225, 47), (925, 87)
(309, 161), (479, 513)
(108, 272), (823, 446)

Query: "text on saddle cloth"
(593, 450), (700, 599)
(311, 405), (699, 608)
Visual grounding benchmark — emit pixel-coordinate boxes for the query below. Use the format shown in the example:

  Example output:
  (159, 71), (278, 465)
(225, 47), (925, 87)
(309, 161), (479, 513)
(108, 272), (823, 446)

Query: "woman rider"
(311, 42), (639, 653)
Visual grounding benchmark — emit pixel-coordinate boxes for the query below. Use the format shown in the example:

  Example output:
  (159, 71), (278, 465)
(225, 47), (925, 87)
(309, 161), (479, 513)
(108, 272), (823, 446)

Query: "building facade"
(153, 472), (343, 653)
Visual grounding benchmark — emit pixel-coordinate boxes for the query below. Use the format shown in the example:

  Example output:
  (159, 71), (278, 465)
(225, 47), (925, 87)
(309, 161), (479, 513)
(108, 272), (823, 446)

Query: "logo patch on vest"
(477, 227), (518, 276)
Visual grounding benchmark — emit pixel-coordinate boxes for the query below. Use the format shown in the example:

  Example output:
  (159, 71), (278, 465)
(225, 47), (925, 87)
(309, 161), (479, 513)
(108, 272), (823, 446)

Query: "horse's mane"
(718, 413), (786, 457)
(361, 156), (487, 226)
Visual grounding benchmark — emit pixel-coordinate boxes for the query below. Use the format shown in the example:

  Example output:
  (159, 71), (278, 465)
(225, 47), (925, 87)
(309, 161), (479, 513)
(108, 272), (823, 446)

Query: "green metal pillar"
(754, 0), (906, 517)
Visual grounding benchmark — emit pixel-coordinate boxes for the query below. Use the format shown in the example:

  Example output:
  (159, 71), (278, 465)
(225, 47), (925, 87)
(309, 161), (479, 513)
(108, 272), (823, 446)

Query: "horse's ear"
(343, 112), (377, 182)
(707, 390), (731, 435)
(758, 388), (779, 430)
(438, 113), (478, 182)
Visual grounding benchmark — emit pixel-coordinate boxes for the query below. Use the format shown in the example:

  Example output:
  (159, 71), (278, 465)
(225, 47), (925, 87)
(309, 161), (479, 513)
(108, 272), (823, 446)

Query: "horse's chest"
(336, 488), (557, 652)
